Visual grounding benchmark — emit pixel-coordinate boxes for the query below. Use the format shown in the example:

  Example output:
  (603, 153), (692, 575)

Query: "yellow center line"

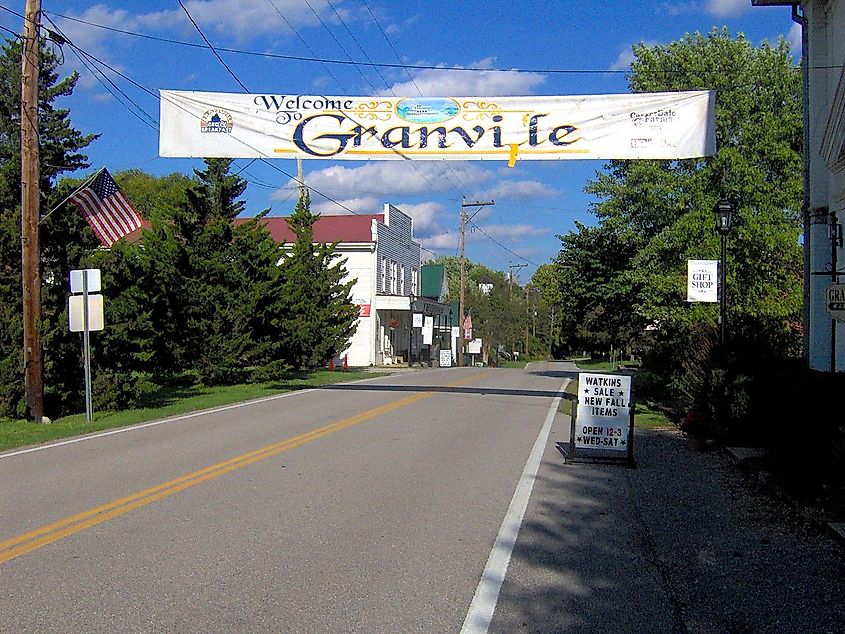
(1, 371), (491, 564)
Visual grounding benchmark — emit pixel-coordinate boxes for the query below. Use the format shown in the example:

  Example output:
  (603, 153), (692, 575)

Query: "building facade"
(756, 0), (845, 371)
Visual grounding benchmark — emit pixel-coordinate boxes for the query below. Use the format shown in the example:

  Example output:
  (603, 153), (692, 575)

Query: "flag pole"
(39, 167), (104, 225)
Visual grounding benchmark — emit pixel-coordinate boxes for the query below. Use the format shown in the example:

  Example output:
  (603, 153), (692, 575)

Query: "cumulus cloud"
(379, 57), (545, 97)
(421, 231), (460, 251)
(137, 0), (337, 41)
(310, 195), (381, 216)
(481, 179), (557, 201)
(471, 223), (546, 239)
(705, 0), (749, 18)
(393, 202), (447, 232)
(787, 22), (802, 56)
(298, 161), (491, 198)
(610, 48), (637, 72)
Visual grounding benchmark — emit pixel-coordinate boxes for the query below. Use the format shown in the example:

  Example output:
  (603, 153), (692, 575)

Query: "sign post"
(562, 372), (635, 467)
(69, 269), (104, 423)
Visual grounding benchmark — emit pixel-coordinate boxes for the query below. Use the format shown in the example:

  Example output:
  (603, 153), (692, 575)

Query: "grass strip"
(0, 370), (382, 452)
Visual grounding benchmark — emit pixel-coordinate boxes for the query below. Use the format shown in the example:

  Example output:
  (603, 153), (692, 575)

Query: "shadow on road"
(316, 382), (577, 401)
(491, 429), (845, 633)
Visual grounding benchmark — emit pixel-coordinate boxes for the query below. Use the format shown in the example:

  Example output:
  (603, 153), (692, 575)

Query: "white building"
(756, 0), (845, 371)
(258, 203), (421, 366)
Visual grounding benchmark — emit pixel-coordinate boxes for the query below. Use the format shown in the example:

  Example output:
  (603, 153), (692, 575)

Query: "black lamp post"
(714, 199), (734, 353)
(408, 293), (415, 366)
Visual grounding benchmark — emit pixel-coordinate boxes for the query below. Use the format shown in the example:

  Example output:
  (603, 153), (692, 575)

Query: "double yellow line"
(1, 372), (489, 565)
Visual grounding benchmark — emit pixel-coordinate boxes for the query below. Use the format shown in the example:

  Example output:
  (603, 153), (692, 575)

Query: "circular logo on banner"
(200, 109), (234, 133)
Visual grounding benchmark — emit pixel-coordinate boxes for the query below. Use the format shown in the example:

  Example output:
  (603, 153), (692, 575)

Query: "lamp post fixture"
(714, 199), (734, 354)
(408, 293), (415, 367)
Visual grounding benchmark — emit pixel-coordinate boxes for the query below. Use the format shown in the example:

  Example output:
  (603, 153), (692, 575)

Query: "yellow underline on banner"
(272, 148), (592, 156)
(0, 371), (491, 565)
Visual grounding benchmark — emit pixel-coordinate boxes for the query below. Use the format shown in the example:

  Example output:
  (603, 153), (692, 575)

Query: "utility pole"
(21, 0), (44, 422)
(458, 199), (493, 366)
(508, 261), (527, 297)
(296, 157), (306, 199)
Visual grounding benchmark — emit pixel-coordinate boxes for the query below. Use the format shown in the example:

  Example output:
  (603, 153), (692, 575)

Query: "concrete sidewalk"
(490, 422), (845, 633)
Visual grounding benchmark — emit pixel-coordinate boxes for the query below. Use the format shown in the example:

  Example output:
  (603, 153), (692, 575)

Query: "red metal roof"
(236, 214), (383, 244)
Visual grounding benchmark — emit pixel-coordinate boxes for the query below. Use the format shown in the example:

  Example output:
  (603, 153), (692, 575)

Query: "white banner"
(687, 259), (719, 303)
(160, 90), (716, 162)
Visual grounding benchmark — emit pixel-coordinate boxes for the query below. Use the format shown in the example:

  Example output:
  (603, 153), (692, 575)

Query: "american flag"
(69, 168), (143, 247)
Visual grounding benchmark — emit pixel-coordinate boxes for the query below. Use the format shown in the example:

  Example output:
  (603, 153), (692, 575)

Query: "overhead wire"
(264, 0), (349, 91)
(177, 0), (247, 91)
(302, 0), (376, 92)
(326, 0), (394, 93)
(469, 220), (539, 266)
(31, 5), (559, 256)
(33, 7), (827, 74)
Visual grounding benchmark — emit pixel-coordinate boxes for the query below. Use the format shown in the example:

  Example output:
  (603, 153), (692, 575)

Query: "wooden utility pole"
(21, 0), (44, 422)
(458, 199), (493, 366)
(296, 157), (305, 199)
(508, 261), (526, 297)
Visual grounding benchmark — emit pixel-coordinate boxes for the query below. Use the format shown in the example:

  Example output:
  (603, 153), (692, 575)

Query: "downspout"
(794, 3), (812, 367)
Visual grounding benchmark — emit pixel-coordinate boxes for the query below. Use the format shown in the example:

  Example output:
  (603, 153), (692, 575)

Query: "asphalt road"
(1, 363), (580, 633)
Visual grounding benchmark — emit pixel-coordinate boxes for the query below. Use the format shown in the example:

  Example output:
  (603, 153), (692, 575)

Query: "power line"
(469, 220), (539, 266)
(264, 0), (349, 91)
(177, 0), (248, 91)
(327, 0), (394, 92)
(37, 7), (820, 75)
(302, 0), (376, 93)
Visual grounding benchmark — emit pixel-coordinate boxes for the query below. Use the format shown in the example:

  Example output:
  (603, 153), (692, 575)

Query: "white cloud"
(787, 22), (802, 56)
(299, 161), (490, 197)
(705, 0), (748, 18)
(472, 223), (546, 239)
(481, 179), (557, 201)
(379, 58), (545, 97)
(421, 231), (459, 251)
(393, 202), (447, 232)
(610, 48), (637, 72)
(311, 195), (381, 216)
(138, 0), (337, 41)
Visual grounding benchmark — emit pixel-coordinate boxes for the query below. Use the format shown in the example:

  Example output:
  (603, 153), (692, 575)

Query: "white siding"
(336, 247), (376, 366)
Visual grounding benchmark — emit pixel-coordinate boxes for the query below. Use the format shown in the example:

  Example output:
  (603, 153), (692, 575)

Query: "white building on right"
(755, 0), (845, 371)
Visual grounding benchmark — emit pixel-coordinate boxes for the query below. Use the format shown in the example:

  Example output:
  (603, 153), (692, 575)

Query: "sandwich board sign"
(562, 372), (635, 467)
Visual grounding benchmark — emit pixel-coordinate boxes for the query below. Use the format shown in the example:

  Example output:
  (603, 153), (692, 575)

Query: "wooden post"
(21, 0), (44, 422)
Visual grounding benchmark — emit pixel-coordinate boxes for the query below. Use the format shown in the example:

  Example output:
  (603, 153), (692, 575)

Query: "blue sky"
(2, 0), (799, 281)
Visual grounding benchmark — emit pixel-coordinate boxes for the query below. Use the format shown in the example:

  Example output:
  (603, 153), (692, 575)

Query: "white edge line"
(459, 378), (570, 634)
(0, 372), (402, 460)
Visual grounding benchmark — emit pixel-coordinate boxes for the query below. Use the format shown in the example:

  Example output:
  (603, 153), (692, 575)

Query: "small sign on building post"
(560, 372), (635, 467)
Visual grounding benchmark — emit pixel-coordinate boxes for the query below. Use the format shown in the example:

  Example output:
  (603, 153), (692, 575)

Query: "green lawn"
(0, 370), (382, 452)
(572, 357), (640, 372)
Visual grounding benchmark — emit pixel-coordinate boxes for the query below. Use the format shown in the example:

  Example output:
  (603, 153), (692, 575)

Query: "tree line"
(530, 29), (805, 443)
(0, 38), (358, 420)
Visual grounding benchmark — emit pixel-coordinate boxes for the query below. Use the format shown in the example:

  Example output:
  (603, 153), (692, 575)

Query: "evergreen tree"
(276, 193), (358, 369)
(0, 37), (96, 417)
(174, 158), (279, 384)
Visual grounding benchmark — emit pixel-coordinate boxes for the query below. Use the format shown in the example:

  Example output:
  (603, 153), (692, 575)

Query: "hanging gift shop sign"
(687, 259), (719, 303)
(159, 90), (716, 163)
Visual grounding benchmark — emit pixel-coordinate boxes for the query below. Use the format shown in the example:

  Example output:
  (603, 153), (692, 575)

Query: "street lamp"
(408, 293), (416, 366)
(714, 199), (734, 353)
